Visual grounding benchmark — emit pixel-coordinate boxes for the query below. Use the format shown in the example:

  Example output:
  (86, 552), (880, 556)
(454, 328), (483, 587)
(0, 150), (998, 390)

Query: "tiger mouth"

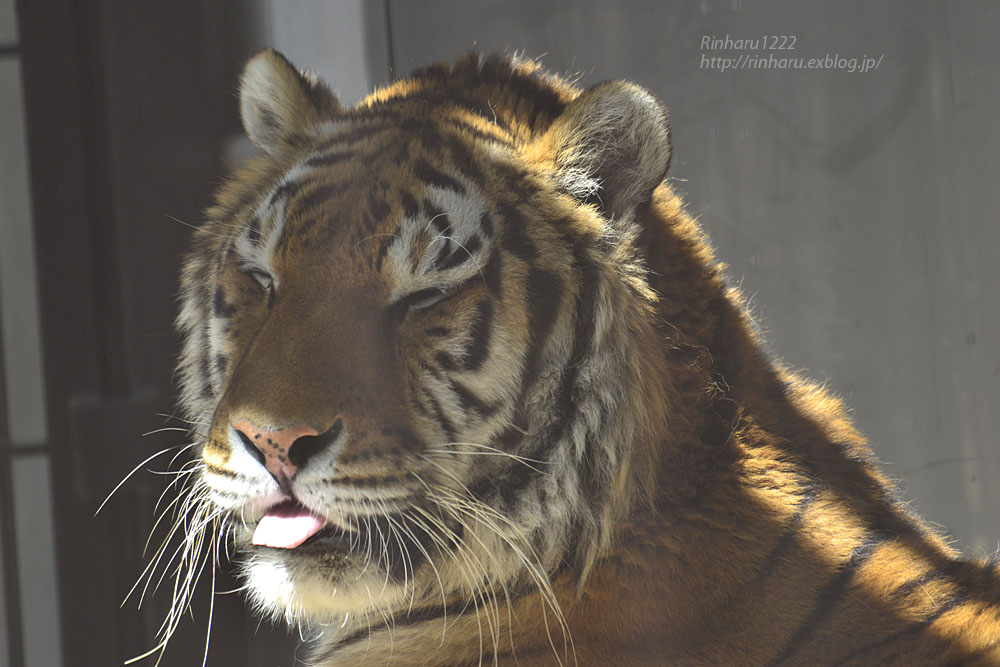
(249, 499), (355, 550)
(247, 498), (447, 581)
(280, 523), (357, 553)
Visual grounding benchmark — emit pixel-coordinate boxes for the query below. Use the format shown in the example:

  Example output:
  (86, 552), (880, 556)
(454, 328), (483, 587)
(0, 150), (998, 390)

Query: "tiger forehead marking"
(155, 49), (1000, 666)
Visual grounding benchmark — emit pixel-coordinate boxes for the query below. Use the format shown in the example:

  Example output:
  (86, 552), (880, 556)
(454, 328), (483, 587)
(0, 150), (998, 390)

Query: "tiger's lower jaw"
(235, 521), (463, 626)
(240, 545), (413, 625)
(229, 499), (454, 623)
(236, 525), (567, 638)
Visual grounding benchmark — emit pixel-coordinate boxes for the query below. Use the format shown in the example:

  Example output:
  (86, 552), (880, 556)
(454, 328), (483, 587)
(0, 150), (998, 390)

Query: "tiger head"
(175, 49), (675, 652)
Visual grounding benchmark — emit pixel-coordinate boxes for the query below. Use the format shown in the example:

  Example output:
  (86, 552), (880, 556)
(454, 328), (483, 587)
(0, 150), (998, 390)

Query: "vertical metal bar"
(0, 271), (25, 667)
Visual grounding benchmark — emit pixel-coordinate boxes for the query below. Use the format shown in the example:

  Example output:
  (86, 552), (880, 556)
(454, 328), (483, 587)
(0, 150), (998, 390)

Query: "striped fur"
(165, 50), (1000, 665)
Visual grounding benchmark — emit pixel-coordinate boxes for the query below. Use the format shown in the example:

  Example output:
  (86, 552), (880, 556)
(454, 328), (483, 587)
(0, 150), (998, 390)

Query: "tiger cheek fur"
(166, 48), (1000, 666)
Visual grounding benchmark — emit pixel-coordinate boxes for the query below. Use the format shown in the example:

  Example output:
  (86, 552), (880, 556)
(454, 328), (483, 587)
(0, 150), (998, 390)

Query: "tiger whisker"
(125, 481), (205, 607)
(351, 232), (402, 254)
(142, 426), (194, 436)
(95, 443), (197, 517)
(423, 474), (574, 665)
(430, 441), (548, 465)
(154, 411), (211, 425)
(411, 471), (547, 664)
(424, 447), (548, 474)
(200, 519), (219, 667)
(438, 493), (571, 667)
(424, 500), (506, 666)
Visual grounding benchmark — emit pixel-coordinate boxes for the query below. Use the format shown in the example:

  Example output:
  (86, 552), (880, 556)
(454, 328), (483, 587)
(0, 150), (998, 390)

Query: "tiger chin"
(166, 49), (1000, 665)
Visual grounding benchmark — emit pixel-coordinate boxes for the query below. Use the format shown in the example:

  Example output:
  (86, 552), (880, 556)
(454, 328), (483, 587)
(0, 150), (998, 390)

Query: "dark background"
(1, 1), (997, 665)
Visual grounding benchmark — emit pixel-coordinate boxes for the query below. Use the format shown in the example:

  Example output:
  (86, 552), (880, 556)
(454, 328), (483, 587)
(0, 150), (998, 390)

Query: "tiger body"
(171, 50), (1000, 665)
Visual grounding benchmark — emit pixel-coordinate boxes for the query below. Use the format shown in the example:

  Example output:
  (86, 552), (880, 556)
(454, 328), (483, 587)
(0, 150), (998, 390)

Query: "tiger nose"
(231, 420), (321, 485)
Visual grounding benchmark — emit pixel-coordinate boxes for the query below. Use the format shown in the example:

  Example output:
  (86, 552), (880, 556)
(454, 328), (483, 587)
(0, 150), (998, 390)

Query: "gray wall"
(0, 0), (63, 664)
(377, 0), (1000, 555)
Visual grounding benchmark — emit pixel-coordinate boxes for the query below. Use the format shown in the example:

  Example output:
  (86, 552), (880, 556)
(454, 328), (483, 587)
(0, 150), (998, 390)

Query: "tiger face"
(175, 49), (672, 643)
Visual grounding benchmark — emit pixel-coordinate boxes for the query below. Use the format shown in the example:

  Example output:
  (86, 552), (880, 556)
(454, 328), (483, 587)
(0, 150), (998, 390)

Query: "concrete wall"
(0, 0), (63, 664)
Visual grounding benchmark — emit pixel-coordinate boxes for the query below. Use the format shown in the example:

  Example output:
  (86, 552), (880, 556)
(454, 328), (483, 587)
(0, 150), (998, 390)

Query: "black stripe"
(470, 419), (534, 509)
(255, 106), (280, 137)
(203, 462), (237, 478)
(499, 203), (537, 263)
(480, 248), (503, 296)
(464, 418), (529, 511)
(423, 390), (456, 442)
(269, 180), (300, 206)
(437, 234), (481, 272)
(325, 474), (408, 488)
(444, 132), (486, 186)
(246, 215), (262, 244)
(462, 299), (493, 370)
(463, 233), (483, 256)
(830, 589), (968, 665)
(418, 360), (444, 384)
(305, 149), (355, 168)
(326, 560), (552, 662)
(578, 430), (608, 510)
(476, 53), (566, 129)
(414, 159), (466, 194)
(888, 558), (965, 603)
(400, 191), (420, 219)
(478, 251), (598, 508)
(519, 268), (563, 391)
(295, 216), (320, 238)
(399, 115), (434, 138)
(426, 202), (449, 234)
(410, 393), (434, 421)
(368, 194), (390, 225)
(212, 287), (236, 319)
(479, 210), (495, 238)
(748, 489), (818, 584)
(372, 512), (435, 582)
(435, 351), (457, 371)
(425, 326), (451, 338)
(541, 248), (599, 450)
(431, 220), (452, 271)
(374, 237), (393, 272)
(446, 115), (514, 146)
(767, 534), (885, 666)
(313, 123), (386, 152)
(356, 601), (450, 658)
(451, 380), (499, 417)
(202, 330), (218, 391)
(293, 181), (350, 214)
(497, 163), (535, 196)
(498, 438), (537, 508)
(385, 288), (444, 325)
(326, 592), (486, 656)
(422, 200), (452, 268)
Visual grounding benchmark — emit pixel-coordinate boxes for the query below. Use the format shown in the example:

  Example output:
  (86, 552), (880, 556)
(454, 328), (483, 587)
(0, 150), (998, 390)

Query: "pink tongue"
(252, 502), (326, 549)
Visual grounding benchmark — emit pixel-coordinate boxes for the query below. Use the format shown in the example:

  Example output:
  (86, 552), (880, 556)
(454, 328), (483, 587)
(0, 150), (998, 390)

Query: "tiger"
(161, 48), (1000, 665)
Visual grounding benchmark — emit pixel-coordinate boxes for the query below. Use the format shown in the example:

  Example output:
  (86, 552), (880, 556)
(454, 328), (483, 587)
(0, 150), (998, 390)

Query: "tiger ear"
(239, 49), (342, 157)
(546, 81), (671, 220)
